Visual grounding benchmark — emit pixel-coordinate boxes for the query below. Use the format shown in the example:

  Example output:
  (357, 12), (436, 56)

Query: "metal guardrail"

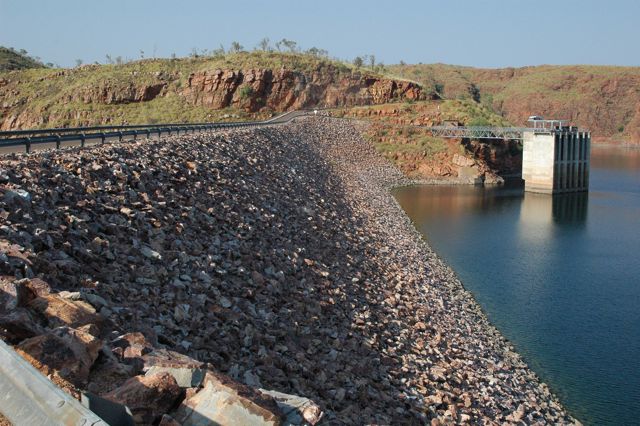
(0, 339), (108, 425)
(0, 110), (308, 154)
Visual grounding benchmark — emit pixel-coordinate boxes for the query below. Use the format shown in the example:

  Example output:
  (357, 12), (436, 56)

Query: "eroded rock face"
(181, 66), (427, 112)
(70, 82), (167, 105)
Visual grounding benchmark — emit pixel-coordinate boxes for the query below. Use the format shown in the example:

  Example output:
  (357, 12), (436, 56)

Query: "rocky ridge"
(0, 62), (428, 130)
(1, 118), (577, 424)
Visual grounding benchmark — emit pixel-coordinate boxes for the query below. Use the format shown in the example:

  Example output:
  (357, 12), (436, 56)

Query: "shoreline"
(295, 117), (578, 423)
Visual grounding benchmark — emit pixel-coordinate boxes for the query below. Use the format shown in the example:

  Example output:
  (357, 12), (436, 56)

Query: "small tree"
(75, 58), (83, 67)
(105, 54), (114, 64)
(230, 41), (244, 53)
(353, 56), (364, 68)
(211, 44), (225, 57)
(277, 39), (297, 53)
(368, 54), (376, 70)
(307, 47), (328, 57)
(258, 37), (270, 51)
(283, 39), (297, 52)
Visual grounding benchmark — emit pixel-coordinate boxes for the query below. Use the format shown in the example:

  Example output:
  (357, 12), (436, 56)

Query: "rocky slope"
(0, 52), (429, 130)
(1, 118), (576, 424)
(334, 101), (521, 182)
(389, 64), (640, 143)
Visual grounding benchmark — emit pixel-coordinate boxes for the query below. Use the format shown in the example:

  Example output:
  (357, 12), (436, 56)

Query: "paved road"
(0, 110), (311, 156)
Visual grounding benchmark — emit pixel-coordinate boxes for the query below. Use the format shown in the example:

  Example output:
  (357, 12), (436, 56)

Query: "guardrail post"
(146, 129), (151, 139)
(118, 131), (123, 142)
(80, 132), (86, 148)
(132, 130), (137, 141)
(101, 132), (106, 145)
(25, 137), (31, 154)
(55, 134), (61, 150)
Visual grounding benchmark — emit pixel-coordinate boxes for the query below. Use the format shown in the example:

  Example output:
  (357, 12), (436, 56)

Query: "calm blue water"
(394, 147), (640, 425)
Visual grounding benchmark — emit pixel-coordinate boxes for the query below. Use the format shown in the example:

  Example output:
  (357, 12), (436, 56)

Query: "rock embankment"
(1, 118), (576, 424)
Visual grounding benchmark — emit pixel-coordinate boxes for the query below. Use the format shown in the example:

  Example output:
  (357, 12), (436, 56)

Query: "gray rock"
(173, 371), (282, 425)
(141, 246), (162, 260)
(145, 366), (206, 388)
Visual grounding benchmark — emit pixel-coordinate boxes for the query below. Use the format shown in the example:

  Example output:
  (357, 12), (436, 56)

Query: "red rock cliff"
(181, 66), (427, 112)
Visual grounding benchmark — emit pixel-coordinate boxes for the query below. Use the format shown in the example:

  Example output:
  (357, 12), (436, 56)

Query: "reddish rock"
(142, 348), (205, 371)
(181, 66), (427, 113)
(1, 277), (51, 312)
(29, 294), (103, 330)
(112, 332), (155, 360)
(103, 372), (182, 424)
(17, 326), (102, 386)
(21, 277), (52, 299)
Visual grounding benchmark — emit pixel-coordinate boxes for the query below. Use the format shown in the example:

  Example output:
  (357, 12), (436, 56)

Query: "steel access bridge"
(426, 119), (573, 140)
(427, 125), (528, 140)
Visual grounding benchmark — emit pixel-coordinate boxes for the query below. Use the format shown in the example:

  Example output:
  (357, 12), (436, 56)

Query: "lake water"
(394, 146), (640, 425)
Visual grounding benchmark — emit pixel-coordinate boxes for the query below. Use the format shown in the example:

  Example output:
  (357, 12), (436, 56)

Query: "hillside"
(0, 51), (431, 130)
(332, 100), (520, 182)
(0, 47), (45, 71)
(388, 64), (640, 143)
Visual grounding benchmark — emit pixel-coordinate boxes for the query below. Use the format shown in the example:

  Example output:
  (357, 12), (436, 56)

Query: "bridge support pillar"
(522, 129), (590, 194)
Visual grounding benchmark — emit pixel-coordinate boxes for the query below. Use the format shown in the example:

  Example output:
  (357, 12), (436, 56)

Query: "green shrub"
(239, 85), (254, 99)
(468, 116), (491, 127)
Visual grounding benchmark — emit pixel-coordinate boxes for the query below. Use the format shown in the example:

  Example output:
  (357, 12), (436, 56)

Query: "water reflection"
(397, 183), (588, 227)
(552, 193), (588, 224)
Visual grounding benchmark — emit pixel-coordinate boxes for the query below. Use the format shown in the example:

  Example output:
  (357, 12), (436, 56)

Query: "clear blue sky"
(1, 0), (638, 68)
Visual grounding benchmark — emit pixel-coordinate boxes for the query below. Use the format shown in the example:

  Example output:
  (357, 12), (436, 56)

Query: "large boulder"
(29, 294), (103, 330)
(173, 371), (283, 425)
(103, 372), (182, 425)
(16, 326), (102, 387)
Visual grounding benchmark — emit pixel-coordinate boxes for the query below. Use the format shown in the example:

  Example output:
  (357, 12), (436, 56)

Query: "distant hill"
(387, 64), (640, 143)
(0, 47), (46, 71)
(3, 49), (639, 144)
(0, 51), (430, 130)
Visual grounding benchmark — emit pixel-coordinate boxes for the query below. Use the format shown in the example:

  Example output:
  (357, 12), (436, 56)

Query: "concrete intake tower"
(521, 118), (590, 194)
